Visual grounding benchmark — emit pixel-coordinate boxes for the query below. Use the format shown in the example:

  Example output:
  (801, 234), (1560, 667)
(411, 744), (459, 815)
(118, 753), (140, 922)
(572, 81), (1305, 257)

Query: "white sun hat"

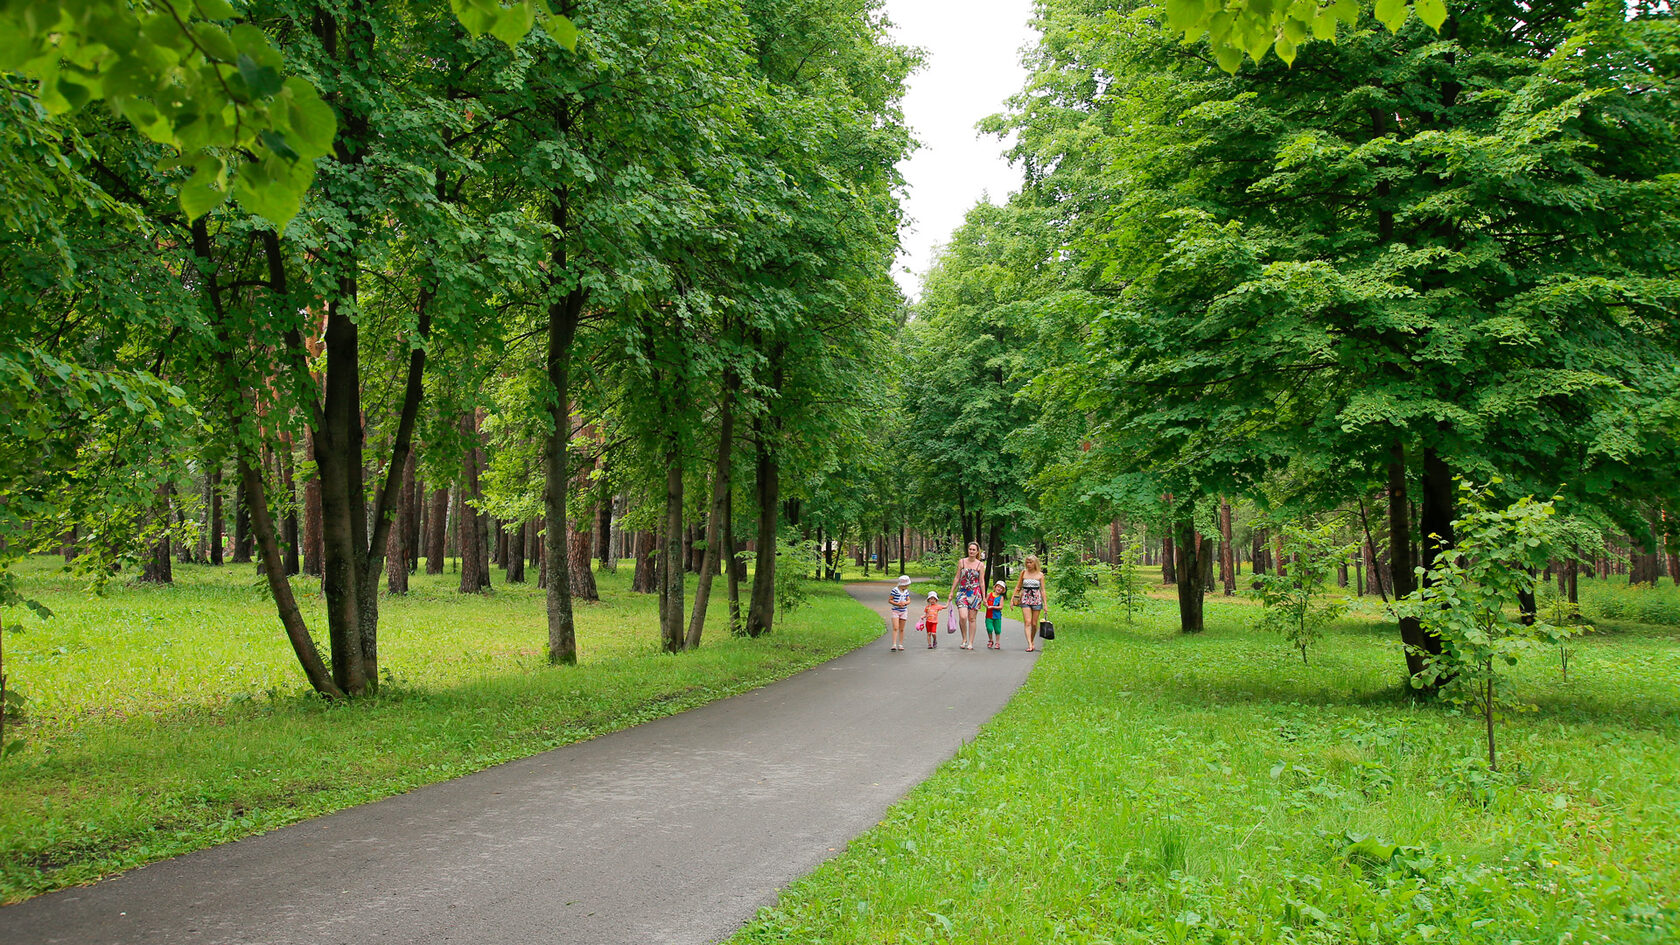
(927, 591), (939, 600)
(896, 575), (911, 587)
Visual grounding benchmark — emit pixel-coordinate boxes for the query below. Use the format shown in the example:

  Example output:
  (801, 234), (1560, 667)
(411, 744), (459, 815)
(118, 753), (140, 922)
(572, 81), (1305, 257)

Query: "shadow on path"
(0, 584), (1037, 945)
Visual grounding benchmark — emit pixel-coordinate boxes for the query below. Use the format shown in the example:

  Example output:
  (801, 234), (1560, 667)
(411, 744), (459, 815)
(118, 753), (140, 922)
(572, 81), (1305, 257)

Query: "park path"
(0, 583), (1036, 945)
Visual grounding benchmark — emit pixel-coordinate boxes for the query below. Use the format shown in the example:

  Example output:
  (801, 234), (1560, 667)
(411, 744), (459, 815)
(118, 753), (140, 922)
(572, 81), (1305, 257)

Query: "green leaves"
(1161, 0), (1449, 72)
(0, 0), (337, 225)
(448, 0), (576, 51)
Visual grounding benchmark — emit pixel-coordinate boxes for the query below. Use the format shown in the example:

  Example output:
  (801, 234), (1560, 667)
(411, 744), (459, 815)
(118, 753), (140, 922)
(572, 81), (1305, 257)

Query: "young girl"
(1012, 554), (1048, 651)
(887, 575), (912, 651)
(921, 591), (946, 649)
(984, 580), (1007, 649)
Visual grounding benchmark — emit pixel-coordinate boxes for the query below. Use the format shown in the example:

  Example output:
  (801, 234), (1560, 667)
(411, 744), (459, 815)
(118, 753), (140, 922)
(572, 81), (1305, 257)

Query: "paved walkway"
(0, 583), (1037, 945)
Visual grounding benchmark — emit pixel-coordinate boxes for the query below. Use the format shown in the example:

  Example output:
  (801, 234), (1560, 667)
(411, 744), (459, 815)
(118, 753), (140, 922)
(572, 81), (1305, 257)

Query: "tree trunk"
(725, 486), (743, 634)
(569, 506), (598, 602)
(1390, 443), (1426, 681)
(280, 437), (301, 575)
(425, 486), (448, 574)
(210, 466), (225, 565)
(302, 445), (323, 576)
(1218, 498), (1235, 595)
(746, 408), (780, 638)
(240, 459), (340, 698)
(596, 476), (615, 574)
(687, 380), (736, 649)
(141, 482), (174, 584)
(1409, 444), (1456, 681)
(661, 454), (685, 652)
(506, 519), (527, 583)
(1161, 531), (1177, 584)
(231, 478), (253, 563)
(458, 412), (486, 595)
(542, 279), (583, 665)
(1175, 519), (1205, 633)
(632, 530), (658, 593)
(386, 450), (414, 595)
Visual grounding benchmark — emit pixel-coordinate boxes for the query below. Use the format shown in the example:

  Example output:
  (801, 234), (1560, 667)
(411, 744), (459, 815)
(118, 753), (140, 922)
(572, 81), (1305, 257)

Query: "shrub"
(1050, 543), (1094, 610)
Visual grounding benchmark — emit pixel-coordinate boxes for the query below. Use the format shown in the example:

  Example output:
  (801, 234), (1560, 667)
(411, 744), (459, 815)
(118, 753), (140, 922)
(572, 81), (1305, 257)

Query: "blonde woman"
(1012, 554), (1048, 651)
(948, 541), (986, 650)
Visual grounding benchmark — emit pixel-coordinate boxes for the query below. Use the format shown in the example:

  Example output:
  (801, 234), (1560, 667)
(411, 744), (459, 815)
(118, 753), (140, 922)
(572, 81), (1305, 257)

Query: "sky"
(883, 0), (1038, 301)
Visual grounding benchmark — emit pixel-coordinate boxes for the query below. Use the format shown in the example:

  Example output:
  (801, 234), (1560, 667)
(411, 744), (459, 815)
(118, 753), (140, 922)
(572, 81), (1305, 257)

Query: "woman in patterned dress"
(947, 541), (986, 650)
(1012, 554), (1048, 651)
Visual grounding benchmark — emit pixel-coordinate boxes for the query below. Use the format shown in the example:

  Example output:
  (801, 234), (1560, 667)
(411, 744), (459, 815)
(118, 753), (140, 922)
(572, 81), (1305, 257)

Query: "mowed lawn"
(0, 556), (884, 904)
(732, 582), (1680, 945)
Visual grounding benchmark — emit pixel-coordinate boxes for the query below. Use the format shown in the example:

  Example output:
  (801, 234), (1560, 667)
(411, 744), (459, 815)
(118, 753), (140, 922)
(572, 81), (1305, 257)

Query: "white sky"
(885, 0), (1038, 301)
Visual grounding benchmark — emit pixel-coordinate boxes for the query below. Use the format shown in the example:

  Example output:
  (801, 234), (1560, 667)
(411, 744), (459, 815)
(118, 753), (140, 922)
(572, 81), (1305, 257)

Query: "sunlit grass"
(0, 557), (881, 903)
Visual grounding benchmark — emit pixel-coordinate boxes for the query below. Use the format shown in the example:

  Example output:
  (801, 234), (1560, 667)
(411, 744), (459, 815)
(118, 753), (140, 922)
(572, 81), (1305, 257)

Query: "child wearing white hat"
(887, 576), (912, 651)
(921, 591), (946, 650)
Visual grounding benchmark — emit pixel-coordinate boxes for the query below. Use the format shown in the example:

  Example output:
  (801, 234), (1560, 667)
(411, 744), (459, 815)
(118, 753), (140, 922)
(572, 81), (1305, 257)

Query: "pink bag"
(946, 609), (958, 633)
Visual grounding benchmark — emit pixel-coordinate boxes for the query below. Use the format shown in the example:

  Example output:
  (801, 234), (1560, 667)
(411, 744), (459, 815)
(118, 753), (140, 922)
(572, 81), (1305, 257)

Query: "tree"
(1400, 484), (1582, 769)
(1254, 523), (1353, 664)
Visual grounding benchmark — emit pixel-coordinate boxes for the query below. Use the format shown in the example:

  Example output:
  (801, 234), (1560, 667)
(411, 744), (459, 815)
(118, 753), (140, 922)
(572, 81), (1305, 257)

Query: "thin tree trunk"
(661, 449), (685, 652)
(725, 488), (743, 634)
(458, 412), (485, 595)
(1390, 443), (1424, 681)
(747, 401), (781, 638)
(210, 467), (225, 565)
(280, 436), (301, 576)
(386, 450), (414, 595)
(240, 459), (341, 698)
(1161, 531), (1177, 584)
(1219, 498), (1235, 595)
(302, 443), (323, 576)
(425, 486), (448, 574)
(542, 242), (583, 664)
(232, 480), (253, 563)
(688, 380), (736, 648)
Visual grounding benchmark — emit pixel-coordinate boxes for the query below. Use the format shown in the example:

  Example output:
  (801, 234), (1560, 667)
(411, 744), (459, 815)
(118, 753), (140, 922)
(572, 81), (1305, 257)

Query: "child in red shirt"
(921, 592), (946, 649)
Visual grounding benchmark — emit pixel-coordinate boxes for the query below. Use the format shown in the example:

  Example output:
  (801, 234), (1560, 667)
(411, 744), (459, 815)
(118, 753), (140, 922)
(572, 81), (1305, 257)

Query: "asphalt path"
(1, 582), (1037, 945)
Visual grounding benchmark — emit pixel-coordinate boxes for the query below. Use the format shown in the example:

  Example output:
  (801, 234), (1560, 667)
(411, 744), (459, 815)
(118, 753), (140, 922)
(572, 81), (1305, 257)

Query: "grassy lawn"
(731, 584), (1680, 944)
(0, 556), (882, 904)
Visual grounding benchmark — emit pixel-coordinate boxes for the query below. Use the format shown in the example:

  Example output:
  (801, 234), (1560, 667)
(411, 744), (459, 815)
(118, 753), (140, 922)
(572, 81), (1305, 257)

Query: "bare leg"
(1023, 608), (1039, 650)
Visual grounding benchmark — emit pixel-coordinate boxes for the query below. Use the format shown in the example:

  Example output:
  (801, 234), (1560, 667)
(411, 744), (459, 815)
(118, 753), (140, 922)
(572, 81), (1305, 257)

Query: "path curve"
(0, 583), (1036, 945)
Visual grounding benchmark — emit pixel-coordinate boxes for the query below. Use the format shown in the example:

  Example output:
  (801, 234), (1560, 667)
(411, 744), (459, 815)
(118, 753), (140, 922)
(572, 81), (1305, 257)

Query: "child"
(922, 591), (945, 649)
(887, 576), (912, 651)
(985, 580), (1006, 649)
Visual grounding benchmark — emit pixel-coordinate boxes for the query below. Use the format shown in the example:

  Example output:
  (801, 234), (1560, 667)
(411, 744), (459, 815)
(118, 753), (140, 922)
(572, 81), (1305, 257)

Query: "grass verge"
(0, 558), (881, 904)
(730, 591), (1680, 944)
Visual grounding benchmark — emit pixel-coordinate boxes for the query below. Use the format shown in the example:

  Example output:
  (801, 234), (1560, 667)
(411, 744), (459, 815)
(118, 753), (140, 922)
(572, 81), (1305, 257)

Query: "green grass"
(730, 589), (1680, 944)
(0, 556), (882, 904)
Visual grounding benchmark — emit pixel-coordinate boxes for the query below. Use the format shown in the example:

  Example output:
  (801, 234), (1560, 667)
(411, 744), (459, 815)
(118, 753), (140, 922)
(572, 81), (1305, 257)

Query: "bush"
(1050, 543), (1094, 610)
(1573, 580), (1680, 626)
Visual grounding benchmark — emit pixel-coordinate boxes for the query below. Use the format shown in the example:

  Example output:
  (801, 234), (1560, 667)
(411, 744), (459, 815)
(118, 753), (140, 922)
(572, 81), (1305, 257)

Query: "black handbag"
(1038, 619), (1055, 641)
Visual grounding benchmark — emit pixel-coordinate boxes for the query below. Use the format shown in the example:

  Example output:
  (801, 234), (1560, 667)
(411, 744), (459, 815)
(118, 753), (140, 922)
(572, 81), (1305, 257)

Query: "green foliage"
(774, 535), (820, 616)
(1253, 523), (1353, 664)
(1050, 542), (1093, 610)
(1569, 580), (1680, 627)
(1162, 0), (1448, 71)
(1110, 534), (1146, 623)
(1399, 484), (1584, 769)
(0, 562), (880, 901)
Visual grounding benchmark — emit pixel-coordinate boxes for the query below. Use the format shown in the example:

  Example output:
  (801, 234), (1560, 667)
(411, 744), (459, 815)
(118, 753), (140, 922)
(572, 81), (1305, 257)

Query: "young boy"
(922, 591), (945, 649)
(887, 576), (912, 651)
(985, 580), (1006, 649)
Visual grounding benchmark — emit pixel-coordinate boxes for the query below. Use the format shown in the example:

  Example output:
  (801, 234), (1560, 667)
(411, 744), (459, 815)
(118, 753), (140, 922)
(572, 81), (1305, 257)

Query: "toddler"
(887, 576), (911, 651)
(921, 591), (945, 649)
(985, 581), (1006, 649)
